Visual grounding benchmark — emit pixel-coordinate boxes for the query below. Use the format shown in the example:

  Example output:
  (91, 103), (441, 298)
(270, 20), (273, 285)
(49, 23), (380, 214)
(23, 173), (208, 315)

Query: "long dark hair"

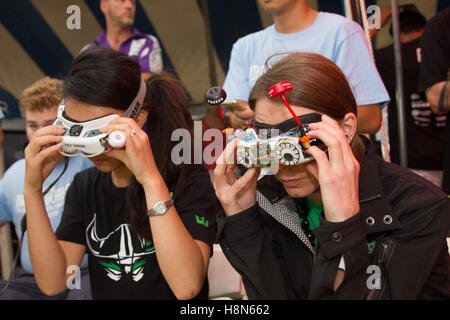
(127, 73), (194, 239)
(63, 48), (193, 239)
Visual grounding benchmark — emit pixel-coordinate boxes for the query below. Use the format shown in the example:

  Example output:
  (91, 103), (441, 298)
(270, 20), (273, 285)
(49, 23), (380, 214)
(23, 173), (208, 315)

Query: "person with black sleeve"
(375, 6), (446, 187)
(214, 52), (450, 299)
(418, 7), (450, 195)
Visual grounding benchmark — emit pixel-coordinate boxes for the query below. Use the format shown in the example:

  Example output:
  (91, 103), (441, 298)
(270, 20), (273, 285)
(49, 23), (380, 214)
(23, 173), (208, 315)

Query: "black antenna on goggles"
(205, 86), (230, 129)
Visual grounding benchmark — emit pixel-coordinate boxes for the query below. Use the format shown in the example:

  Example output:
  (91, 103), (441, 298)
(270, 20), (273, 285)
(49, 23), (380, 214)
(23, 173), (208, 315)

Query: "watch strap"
(147, 198), (174, 217)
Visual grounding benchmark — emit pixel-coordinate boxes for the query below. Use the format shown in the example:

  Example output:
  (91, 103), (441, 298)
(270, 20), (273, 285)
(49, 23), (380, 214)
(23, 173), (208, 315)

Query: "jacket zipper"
(368, 238), (395, 300)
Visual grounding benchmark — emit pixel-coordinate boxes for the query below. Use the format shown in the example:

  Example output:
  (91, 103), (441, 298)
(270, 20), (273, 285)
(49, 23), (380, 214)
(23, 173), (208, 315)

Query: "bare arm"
(356, 104), (382, 134)
(143, 179), (210, 300)
(426, 81), (450, 113)
(24, 188), (85, 296)
(23, 125), (85, 296)
(101, 117), (211, 300)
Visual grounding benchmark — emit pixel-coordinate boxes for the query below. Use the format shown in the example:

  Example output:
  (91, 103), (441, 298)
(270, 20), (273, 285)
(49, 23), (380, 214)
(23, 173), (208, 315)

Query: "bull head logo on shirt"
(86, 215), (155, 282)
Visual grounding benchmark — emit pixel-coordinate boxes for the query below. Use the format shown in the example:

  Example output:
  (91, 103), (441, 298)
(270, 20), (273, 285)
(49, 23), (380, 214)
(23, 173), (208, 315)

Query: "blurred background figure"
(0, 77), (92, 300)
(375, 4), (446, 187)
(81, 0), (163, 78)
(221, 0), (388, 134)
(418, 6), (450, 194)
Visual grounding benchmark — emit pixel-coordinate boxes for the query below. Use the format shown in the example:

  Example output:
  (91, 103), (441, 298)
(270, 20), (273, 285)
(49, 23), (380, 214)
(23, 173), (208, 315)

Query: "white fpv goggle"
(54, 78), (146, 158)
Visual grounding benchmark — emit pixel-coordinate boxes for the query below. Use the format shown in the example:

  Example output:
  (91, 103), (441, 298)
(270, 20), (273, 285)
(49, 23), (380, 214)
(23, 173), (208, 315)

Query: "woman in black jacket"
(214, 52), (450, 299)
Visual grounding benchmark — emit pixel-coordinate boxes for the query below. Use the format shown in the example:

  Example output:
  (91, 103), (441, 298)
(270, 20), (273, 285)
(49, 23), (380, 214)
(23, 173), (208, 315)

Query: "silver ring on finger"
(131, 129), (137, 137)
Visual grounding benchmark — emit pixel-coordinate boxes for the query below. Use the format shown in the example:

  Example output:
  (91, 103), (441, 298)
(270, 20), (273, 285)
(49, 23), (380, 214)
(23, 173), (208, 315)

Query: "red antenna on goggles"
(268, 81), (311, 147)
(268, 81), (302, 126)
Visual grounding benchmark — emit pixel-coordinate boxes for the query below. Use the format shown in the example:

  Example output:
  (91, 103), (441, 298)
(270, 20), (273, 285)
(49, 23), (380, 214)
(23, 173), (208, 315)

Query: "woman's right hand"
(214, 138), (260, 216)
(24, 125), (65, 193)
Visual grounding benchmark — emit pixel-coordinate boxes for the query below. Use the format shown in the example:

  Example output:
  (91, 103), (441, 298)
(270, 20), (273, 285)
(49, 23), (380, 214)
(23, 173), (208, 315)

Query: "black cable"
(0, 157), (69, 297)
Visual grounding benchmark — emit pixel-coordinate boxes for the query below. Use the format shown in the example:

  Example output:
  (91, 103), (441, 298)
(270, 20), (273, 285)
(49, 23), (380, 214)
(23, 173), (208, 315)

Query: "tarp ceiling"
(0, 0), (448, 121)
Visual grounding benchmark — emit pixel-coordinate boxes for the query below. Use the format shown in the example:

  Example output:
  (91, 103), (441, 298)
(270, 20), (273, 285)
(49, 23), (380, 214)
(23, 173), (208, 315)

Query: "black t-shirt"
(375, 38), (446, 170)
(418, 7), (450, 193)
(55, 165), (217, 299)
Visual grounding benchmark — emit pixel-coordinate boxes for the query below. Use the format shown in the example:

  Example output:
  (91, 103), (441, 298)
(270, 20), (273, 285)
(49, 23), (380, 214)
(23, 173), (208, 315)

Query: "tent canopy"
(0, 0), (447, 121)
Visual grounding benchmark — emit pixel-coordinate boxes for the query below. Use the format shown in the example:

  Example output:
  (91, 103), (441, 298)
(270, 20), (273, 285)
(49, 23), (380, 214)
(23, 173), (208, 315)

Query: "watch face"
(155, 202), (166, 214)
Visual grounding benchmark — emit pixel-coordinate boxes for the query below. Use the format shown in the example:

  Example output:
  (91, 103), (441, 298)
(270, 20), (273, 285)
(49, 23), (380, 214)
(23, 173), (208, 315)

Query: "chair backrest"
(207, 243), (244, 299)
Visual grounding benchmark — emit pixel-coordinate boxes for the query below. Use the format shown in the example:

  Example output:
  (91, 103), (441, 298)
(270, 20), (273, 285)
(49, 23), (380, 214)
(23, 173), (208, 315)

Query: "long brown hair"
(249, 52), (365, 162)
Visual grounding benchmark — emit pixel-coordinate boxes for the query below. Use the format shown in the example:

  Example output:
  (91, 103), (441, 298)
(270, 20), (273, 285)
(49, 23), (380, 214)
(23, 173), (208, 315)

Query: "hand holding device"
(55, 78), (146, 157)
(107, 131), (126, 148)
(232, 81), (326, 168)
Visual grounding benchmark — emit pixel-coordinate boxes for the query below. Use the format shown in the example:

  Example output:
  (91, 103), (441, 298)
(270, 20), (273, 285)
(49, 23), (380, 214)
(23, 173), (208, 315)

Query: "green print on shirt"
(195, 214), (209, 227)
(86, 215), (156, 283)
(100, 258), (148, 274)
(145, 240), (155, 252)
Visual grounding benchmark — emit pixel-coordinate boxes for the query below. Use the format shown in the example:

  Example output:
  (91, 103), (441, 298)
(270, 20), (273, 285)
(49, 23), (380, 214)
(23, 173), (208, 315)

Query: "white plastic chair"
(208, 243), (246, 299)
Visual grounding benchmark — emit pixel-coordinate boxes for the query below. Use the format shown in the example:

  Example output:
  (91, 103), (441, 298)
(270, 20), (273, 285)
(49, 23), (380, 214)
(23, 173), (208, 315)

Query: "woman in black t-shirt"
(23, 48), (216, 299)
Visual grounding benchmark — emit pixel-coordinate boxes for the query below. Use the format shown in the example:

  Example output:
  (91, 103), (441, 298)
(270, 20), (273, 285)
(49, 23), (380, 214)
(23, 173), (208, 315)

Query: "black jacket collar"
(257, 136), (402, 234)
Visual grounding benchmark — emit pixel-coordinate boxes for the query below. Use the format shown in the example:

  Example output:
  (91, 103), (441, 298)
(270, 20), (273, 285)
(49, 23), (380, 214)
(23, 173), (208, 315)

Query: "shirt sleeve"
(223, 40), (253, 102)
(138, 35), (163, 73)
(334, 22), (390, 107)
(55, 177), (86, 246)
(0, 179), (13, 223)
(148, 35), (163, 73)
(173, 165), (217, 248)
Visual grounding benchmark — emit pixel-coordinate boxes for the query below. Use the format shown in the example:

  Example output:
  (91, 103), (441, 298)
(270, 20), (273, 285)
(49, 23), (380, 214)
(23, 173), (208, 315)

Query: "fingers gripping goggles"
(54, 78), (147, 157)
(235, 113), (326, 168)
(233, 81), (327, 168)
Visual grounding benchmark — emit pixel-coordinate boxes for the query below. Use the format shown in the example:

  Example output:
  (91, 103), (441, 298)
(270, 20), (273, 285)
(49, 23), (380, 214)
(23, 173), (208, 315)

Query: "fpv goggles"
(236, 113), (326, 168)
(234, 81), (326, 168)
(54, 78), (146, 157)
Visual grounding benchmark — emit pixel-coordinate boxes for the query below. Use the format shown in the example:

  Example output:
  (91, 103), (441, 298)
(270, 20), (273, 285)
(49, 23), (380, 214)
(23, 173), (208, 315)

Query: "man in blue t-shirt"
(0, 77), (93, 299)
(223, 0), (389, 134)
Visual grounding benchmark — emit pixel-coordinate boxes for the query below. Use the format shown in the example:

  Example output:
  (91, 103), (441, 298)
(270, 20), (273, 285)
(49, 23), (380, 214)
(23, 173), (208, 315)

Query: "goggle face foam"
(55, 78), (146, 157)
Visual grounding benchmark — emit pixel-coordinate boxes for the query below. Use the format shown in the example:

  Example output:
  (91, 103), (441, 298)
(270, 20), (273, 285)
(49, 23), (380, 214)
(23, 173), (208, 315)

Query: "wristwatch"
(147, 198), (174, 217)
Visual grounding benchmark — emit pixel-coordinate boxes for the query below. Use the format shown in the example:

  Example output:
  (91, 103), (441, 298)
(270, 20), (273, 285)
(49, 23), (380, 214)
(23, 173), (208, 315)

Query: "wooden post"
(0, 146), (14, 280)
(0, 223), (14, 280)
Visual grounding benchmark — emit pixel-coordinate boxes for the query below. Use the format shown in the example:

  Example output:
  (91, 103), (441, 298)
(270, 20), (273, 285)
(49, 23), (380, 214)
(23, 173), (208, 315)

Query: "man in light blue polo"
(224, 0), (389, 134)
(82, 0), (163, 78)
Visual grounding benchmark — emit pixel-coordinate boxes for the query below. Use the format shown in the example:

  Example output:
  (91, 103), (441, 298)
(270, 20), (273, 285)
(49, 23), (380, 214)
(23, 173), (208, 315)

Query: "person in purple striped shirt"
(82, 0), (163, 79)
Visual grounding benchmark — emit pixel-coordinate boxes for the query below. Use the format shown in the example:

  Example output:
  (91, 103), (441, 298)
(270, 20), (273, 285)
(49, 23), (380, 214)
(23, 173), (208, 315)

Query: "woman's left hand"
(100, 117), (160, 186)
(304, 114), (360, 223)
